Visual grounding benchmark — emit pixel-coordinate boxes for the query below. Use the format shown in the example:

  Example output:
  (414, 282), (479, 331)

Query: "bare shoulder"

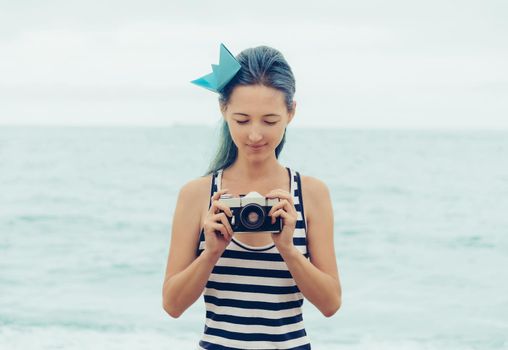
(300, 175), (329, 193)
(179, 174), (212, 197)
(300, 175), (332, 224)
(177, 174), (214, 227)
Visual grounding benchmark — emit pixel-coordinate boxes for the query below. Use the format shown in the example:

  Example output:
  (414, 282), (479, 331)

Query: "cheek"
(229, 125), (246, 140)
(274, 126), (286, 141)
(264, 127), (285, 145)
(227, 124), (247, 146)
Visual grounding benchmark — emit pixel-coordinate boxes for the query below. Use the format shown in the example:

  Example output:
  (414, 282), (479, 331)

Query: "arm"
(279, 177), (342, 317)
(162, 179), (218, 318)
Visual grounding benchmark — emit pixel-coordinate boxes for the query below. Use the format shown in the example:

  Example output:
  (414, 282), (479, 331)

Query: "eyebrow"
(233, 113), (281, 117)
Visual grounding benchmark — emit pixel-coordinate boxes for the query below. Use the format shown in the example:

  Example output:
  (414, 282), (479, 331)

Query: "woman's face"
(221, 84), (296, 158)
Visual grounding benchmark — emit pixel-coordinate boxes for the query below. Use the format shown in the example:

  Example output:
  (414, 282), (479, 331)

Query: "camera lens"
(239, 204), (265, 230)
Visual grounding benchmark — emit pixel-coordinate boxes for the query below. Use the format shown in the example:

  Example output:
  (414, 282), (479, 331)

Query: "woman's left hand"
(266, 189), (297, 254)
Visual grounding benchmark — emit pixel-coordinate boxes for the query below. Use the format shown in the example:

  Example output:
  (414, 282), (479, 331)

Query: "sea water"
(0, 126), (507, 350)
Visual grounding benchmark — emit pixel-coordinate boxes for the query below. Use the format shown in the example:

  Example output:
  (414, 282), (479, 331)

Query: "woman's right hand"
(203, 188), (234, 257)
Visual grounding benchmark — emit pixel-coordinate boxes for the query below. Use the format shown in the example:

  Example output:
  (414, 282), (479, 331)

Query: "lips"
(248, 144), (266, 150)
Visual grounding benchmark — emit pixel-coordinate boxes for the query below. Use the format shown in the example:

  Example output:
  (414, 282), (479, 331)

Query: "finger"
(271, 207), (295, 224)
(215, 212), (234, 238)
(270, 208), (284, 224)
(211, 222), (228, 238)
(211, 212), (233, 238)
(212, 188), (229, 199)
(278, 198), (295, 215)
(212, 190), (229, 204)
(266, 190), (292, 204)
(266, 189), (287, 197)
(211, 200), (233, 217)
(268, 200), (284, 216)
(281, 199), (294, 213)
(204, 222), (220, 236)
(268, 199), (289, 216)
(278, 209), (296, 225)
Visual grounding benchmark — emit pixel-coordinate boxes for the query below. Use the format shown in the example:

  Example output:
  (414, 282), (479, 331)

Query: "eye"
(235, 120), (278, 125)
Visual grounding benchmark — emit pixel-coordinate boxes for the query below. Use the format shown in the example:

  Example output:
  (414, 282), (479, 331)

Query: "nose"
(248, 127), (263, 143)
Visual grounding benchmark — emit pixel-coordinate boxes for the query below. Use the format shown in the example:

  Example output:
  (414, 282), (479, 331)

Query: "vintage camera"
(218, 191), (282, 233)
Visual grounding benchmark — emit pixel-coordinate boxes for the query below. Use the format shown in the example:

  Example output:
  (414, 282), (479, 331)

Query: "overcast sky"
(0, 0), (507, 129)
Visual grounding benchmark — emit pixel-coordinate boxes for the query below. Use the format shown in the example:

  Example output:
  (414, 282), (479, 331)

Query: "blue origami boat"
(190, 43), (242, 93)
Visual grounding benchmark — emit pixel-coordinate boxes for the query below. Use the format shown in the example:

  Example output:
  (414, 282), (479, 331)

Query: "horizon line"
(0, 123), (507, 132)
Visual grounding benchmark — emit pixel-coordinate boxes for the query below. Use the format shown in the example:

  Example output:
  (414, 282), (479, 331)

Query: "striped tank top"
(196, 166), (312, 350)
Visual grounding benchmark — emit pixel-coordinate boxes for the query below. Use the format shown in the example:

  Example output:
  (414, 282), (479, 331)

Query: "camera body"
(218, 191), (282, 234)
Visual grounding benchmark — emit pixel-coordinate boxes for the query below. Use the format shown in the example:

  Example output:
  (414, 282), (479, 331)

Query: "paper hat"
(190, 43), (242, 93)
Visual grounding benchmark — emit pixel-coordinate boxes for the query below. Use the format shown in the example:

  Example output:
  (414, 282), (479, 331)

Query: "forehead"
(228, 85), (286, 112)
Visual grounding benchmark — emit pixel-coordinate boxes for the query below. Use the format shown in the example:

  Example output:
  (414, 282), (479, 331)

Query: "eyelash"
(236, 121), (278, 125)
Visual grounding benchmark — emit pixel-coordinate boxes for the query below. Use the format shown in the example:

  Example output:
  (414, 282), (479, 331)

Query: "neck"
(226, 154), (284, 182)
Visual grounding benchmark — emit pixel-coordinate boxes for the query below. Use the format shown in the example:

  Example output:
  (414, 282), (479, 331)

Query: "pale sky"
(0, 0), (507, 129)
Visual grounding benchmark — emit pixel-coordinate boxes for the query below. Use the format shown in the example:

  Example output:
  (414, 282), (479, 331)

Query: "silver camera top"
(219, 191), (279, 207)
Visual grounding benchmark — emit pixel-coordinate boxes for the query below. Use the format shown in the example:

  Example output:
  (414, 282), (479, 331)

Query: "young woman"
(162, 44), (341, 350)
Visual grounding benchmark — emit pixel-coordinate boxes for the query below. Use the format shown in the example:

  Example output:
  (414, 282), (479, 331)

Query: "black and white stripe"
(196, 167), (311, 350)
